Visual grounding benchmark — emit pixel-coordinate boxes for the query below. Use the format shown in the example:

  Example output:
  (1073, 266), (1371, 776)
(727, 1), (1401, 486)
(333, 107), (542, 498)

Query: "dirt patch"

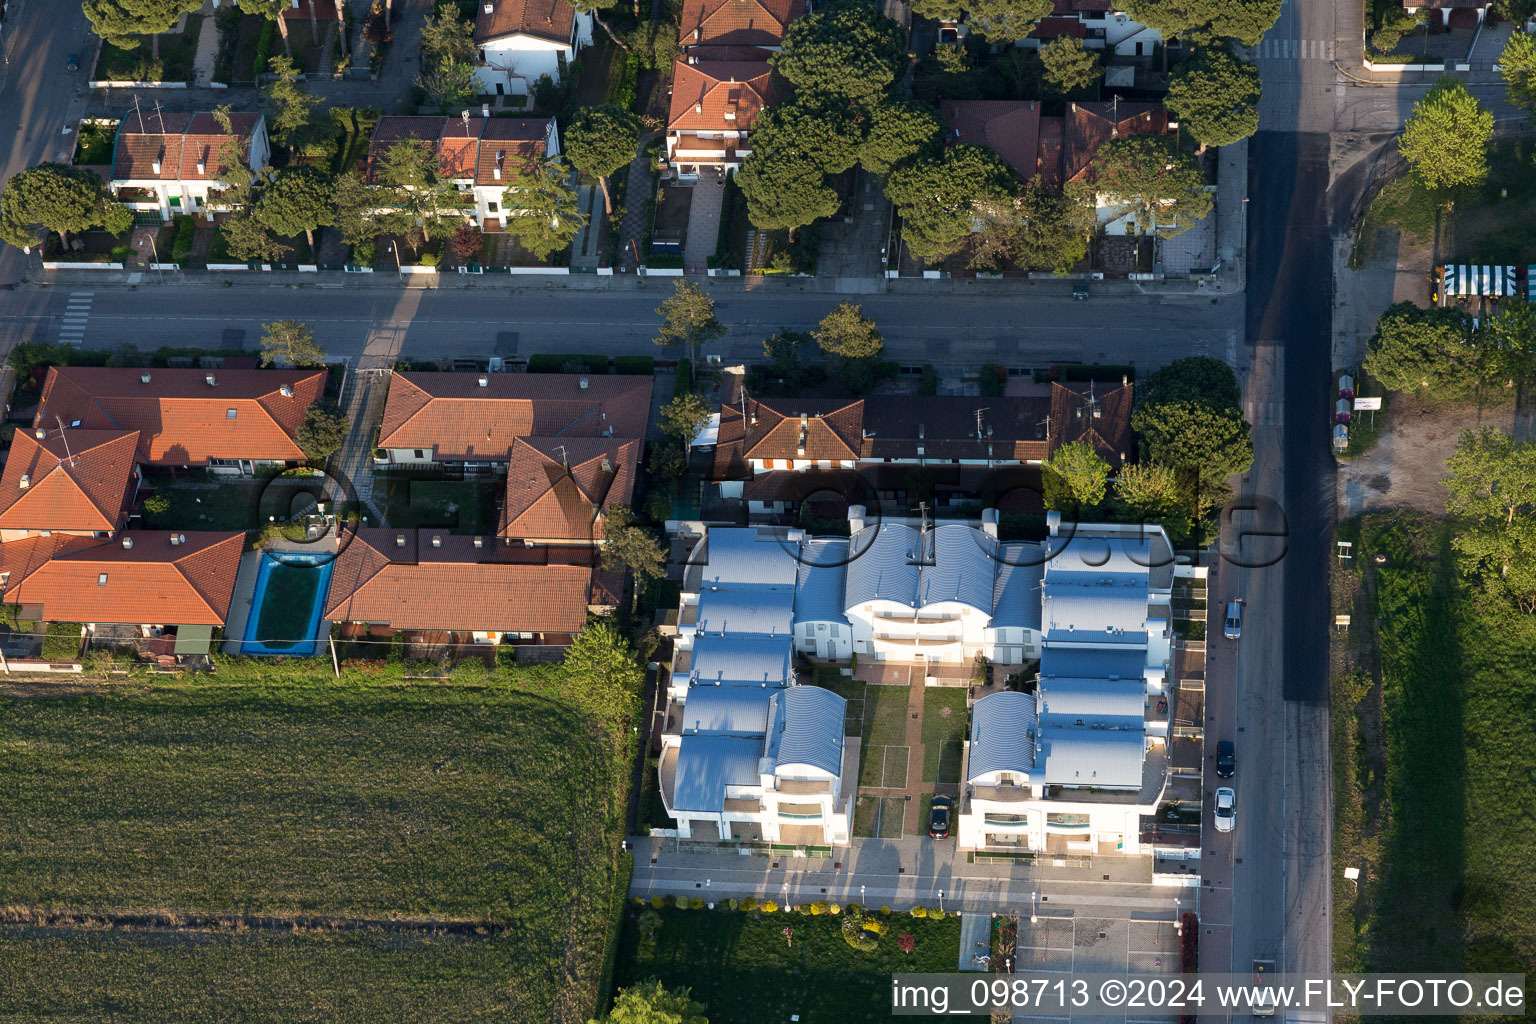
(1336, 394), (1518, 516)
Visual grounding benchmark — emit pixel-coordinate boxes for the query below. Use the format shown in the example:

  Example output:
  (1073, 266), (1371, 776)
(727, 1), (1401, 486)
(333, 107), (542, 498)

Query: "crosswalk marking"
(1250, 37), (1336, 61)
(59, 292), (92, 344)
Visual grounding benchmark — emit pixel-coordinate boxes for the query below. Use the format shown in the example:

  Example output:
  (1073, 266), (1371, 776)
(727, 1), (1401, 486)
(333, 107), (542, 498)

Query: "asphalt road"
(0, 283), (1245, 371)
(0, 0), (93, 286)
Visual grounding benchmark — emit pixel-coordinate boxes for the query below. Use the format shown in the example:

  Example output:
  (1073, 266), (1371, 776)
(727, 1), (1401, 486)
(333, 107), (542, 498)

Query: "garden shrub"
(689, 898), (704, 910)
(41, 622), (83, 660)
(760, 900), (778, 913)
(809, 901), (828, 916)
(826, 903), (841, 915)
(738, 897), (757, 912)
(252, 19), (274, 80)
(909, 906), (928, 918)
(612, 355), (655, 375)
(929, 907), (946, 921)
(650, 896), (665, 909)
(675, 358), (693, 394)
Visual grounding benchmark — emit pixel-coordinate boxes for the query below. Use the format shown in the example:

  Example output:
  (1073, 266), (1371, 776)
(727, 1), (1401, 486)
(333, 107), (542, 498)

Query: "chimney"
(694, 26), (701, 39)
(17, 474), (29, 489)
(431, 535), (442, 548)
(695, 101), (703, 115)
(151, 158), (162, 175)
(1121, 375), (1128, 385)
(141, 372), (152, 384)
(205, 374), (217, 387)
(122, 536), (133, 549)
(579, 377), (589, 390)
(482, 103), (491, 118)
(478, 375), (489, 387)
(396, 534), (407, 547)
(473, 536), (484, 548)
(1046, 510), (1062, 536)
(33, 427), (45, 439)
(484, 1), (494, 11)
(196, 159), (206, 175)
(601, 456), (613, 473)
(847, 504), (866, 534)
(279, 385), (293, 397)
(981, 507), (999, 540)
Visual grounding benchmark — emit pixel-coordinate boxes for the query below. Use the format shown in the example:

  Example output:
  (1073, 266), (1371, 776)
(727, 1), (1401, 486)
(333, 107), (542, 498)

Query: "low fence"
(89, 79), (189, 88)
(42, 261), (125, 270)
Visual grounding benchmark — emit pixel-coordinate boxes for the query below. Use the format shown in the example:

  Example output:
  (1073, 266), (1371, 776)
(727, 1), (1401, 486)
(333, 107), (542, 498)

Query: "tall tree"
(331, 170), (380, 248)
(296, 403), (347, 459)
(1498, 30), (1536, 111)
(242, 0), (294, 58)
(659, 392), (713, 454)
(737, 150), (840, 240)
(560, 618), (645, 727)
(1399, 77), (1494, 192)
(751, 100), (864, 177)
(210, 105), (262, 210)
(223, 214), (291, 263)
(81, 0), (202, 58)
(1446, 428), (1536, 612)
(264, 55), (322, 152)
(812, 301), (883, 361)
(1092, 135), (1212, 238)
(589, 981), (709, 1024)
(971, 177), (1094, 273)
(886, 144), (1018, 264)
(1112, 461), (1193, 543)
(1041, 440), (1111, 510)
(1040, 36), (1103, 94)
(376, 138), (462, 250)
(1144, 355), (1243, 410)
(962, 0), (1054, 42)
(771, 0), (908, 104)
(566, 0), (631, 51)
(600, 506), (666, 611)
(1120, 0), (1280, 46)
(0, 164), (127, 251)
(563, 105), (646, 215)
(857, 100), (941, 176)
(259, 319), (326, 367)
(1478, 301), (1536, 389)
(1166, 46), (1262, 149)
(253, 166), (335, 249)
(416, 0), (477, 114)
(654, 280), (727, 373)
(501, 157), (586, 262)
(1362, 301), (1479, 399)
(1132, 400), (1254, 497)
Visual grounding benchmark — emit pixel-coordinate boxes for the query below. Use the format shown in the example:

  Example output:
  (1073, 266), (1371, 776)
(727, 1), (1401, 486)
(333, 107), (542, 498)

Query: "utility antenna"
(54, 417), (74, 467)
(552, 444), (568, 467)
(133, 95), (145, 133)
(739, 381), (750, 427)
(1111, 94), (1120, 135)
(152, 99), (165, 133)
(973, 407), (989, 442)
(461, 109), (471, 130)
(1038, 414), (1052, 445)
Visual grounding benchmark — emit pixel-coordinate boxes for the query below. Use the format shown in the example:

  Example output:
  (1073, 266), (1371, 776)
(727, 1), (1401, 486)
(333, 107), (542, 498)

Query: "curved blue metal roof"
(794, 538), (850, 625)
(844, 523), (921, 611)
(765, 685), (846, 776)
(966, 690), (1037, 783)
(918, 524), (997, 612)
(695, 588), (794, 637)
(680, 685), (773, 735)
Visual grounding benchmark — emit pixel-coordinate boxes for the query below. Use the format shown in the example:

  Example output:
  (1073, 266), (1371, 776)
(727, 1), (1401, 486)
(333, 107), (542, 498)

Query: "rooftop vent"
(484, 1), (494, 11)
(205, 374), (217, 387)
(695, 101), (703, 114)
(16, 474), (28, 489)
(396, 534), (407, 547)
(141, 372), (152, 384)
(473, 536), (483, 548)
(601, 456), (613, 473)
(151, 159), (162, 174)
(196, 159), (206, 175)
(482, 104), (491, 118)
(122, 537), (133, 549)
(431, 535), (442, 548)
(478, 375), (489, 387)
(172, 533), (185, 545)
(579, 377), (589, 390)
(34, 427), (45, 440)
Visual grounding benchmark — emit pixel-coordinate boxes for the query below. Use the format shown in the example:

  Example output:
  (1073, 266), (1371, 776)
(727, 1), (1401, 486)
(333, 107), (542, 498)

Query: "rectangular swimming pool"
(241, 551), (335, 656)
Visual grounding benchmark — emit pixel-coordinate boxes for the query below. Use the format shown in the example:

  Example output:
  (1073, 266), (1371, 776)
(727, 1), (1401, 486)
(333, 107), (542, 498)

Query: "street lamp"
(1031, 890), (1038, 925)
(860, 884), (865, 905)
(938, 889), (944, 913)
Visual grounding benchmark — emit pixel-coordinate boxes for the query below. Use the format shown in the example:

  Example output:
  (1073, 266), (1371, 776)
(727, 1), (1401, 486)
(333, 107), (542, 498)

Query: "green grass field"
(250, 561), (323, 649)
(1333, 515), (1536, 975)
(922, 688), (968, 783)
(863, 682), (911, 746)
(615, 906), (985, 1024)
(0, 672), (630, 1022)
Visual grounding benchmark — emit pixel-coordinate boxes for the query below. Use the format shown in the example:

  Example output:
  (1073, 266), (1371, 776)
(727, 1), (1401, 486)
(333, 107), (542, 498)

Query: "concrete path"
(328, 368), (388, 522)
(221, 550), (262, 654)
(959, 909), (992, 971)
(617, 133), (660, 272)
(683, 168), (724, 274)
(569, 183), (603, 271)
(191, 7), (219, 88)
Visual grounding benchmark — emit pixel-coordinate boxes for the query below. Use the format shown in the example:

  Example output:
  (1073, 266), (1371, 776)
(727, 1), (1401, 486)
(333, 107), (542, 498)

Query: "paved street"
(0, 282), (1244, 372)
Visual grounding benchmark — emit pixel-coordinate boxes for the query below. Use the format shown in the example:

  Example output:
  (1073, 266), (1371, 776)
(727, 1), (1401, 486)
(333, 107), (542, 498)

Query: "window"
(226, 408), (237, 419)
(488, 201), (499, 213)
(97, 573), (108, 586)
(829, 624), (840, 637)
(414, 449), (427, 460)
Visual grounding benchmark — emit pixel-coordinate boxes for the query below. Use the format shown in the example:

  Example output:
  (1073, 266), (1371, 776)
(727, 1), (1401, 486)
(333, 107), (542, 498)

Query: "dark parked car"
(927, 795), (952, 839)
(66, 53), (80, 72)
(1216, 740), (1235, 779)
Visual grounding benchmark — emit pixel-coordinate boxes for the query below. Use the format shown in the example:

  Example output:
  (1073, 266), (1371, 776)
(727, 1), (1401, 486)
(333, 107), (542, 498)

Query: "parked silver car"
(1214, 787), (1236, 833)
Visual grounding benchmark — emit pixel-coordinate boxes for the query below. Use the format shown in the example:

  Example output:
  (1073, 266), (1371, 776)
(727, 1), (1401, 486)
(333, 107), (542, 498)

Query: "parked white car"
(1214, 787), (1236, 833)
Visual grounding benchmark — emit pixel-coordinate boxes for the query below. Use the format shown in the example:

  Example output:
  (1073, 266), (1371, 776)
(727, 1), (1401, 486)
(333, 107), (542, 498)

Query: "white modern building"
(955, 516), (1175, 856)
(474, 0), (594, 97)
(659, 528), (858, 846)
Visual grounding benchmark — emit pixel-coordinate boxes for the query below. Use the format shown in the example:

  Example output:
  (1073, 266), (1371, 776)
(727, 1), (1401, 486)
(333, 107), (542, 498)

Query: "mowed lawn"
(921, 687), (968, 784)
(0, 673), (626, 1022)
(616, 906), (987, 1024)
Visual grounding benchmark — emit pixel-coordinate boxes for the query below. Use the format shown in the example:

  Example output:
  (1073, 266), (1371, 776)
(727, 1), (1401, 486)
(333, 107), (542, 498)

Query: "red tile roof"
(1063, 101), (1170, 184)
(1049, 379), (1134, 462)
(377, 373), (653, 461)
(499, 436), (640, 540)
(668, 60), (781, 134)
(283, 0), (341, 19)
(741, 399), (865, 462)
(322, 527), (597, 632)
(678, 0), (803, 47)
(111, 111), (262, 182)
(0, 531), (243, 625)
(474, 118), (553, 186)
(36, 367), (324, 466)
(1030, 15), (1087, 38)
(475, 0), (577, 44)
(940, 101), (1043, 182)
(0, 427), (139, 532)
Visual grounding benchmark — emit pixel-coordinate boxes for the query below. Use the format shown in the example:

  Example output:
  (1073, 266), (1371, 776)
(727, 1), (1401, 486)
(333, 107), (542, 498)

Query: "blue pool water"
(241, 551), (334, 656)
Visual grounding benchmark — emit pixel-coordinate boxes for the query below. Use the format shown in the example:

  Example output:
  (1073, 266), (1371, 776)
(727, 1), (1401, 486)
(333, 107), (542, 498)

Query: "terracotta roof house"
(475, 0), (594, 98)
(376, 372), (652, 466)
(364, 114), (560, 231)
(678, 0), (803, 49)
(1058, 101), (1170, 185)
(1402, 0), (1488, 27)
(1049, 378), (1135, 463)
(322, 526), (601, 641)
(109, 111), (269, 223)
(667, 59), (782, 179)
(0, 531), (243, 627)
(35, 367), (325, 471)
(0, 427), (141, 541)
(940, 101), (1043, 182)
(499, 436), (640, 543)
